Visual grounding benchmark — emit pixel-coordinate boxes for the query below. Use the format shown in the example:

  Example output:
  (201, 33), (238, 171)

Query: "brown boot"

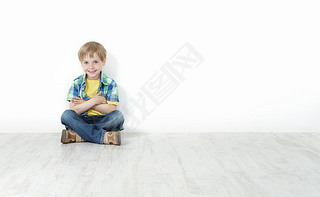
(104, 131), (121, 145)
(61, 129), (84, 144)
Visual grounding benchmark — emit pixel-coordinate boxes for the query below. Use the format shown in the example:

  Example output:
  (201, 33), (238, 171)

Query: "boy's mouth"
(88, 70), (97, 74)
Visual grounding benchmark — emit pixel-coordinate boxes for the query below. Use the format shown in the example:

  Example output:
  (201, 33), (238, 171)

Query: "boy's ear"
(103, 58), (107, 66)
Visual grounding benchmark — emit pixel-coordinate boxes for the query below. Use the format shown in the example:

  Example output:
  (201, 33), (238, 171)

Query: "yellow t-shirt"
(85, 78), (119, 116)
(85, 78), (102, 116)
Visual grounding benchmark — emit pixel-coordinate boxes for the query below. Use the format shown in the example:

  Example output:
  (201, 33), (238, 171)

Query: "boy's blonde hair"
(78, 41), (107, 62)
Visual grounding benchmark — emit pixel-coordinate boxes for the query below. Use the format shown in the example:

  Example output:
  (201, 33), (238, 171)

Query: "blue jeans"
(61, 109), (125, 144)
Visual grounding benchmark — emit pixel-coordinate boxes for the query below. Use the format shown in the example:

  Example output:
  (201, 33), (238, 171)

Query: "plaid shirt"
(67, 71), (119, 115)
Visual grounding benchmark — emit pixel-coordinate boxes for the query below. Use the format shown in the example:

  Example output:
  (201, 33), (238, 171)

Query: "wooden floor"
(0, 132), (320, 197)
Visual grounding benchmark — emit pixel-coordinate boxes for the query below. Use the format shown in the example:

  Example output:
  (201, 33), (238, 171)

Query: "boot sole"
(115, 132), (121, 146)
(61, 130), (67, 144)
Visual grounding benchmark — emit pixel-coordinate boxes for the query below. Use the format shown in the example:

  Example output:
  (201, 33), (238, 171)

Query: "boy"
(61, 41), (124, 145)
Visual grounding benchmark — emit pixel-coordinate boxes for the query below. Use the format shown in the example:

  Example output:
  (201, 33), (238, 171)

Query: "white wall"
(0, 0), (319, 133)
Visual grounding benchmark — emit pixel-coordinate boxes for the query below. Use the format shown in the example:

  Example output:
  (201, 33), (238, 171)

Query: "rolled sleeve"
(66, 81), (79, 102)
(106, 81), (119, 103)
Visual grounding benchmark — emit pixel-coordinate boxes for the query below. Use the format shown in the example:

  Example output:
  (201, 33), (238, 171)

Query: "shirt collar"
(81, 71), (109, 86)
(100, 71), (109, 85)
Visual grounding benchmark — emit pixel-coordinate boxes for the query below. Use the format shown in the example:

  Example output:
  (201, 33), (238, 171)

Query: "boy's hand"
(92, 91), (107, 105)
(71, 97), (86, 105)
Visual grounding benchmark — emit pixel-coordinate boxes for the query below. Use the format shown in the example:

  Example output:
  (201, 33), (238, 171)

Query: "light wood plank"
(0, 132), (320, 197)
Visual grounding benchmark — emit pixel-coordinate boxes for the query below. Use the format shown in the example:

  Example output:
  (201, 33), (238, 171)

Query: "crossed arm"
(70, 91), (117, 115)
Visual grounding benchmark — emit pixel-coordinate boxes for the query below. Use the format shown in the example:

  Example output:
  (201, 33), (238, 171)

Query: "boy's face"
(81, 53), (106, 80)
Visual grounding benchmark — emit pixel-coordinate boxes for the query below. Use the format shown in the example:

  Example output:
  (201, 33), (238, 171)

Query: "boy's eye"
(84, 62), (88, 64)
(94, 61), (98, 63)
